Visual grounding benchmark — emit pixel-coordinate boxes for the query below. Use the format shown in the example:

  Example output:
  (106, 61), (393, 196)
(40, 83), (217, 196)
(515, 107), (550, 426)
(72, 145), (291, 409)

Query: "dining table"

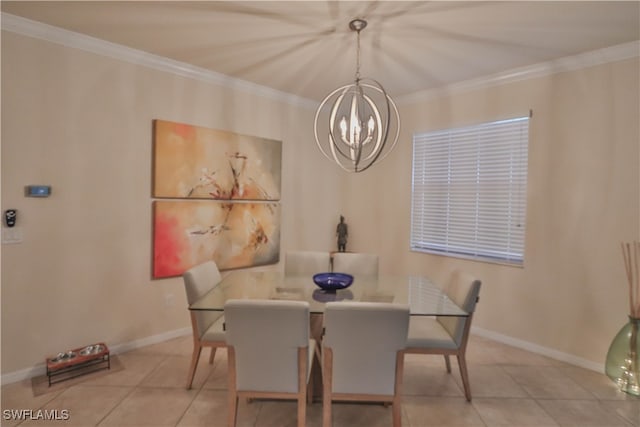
(189, 270), (468, 317)
(189, 270), (468, 400)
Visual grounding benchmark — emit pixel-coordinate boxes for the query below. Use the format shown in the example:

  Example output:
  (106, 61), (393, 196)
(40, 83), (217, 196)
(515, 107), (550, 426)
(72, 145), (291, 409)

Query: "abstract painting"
(153, 120), (281, 200)
(153, 200), (280, 278)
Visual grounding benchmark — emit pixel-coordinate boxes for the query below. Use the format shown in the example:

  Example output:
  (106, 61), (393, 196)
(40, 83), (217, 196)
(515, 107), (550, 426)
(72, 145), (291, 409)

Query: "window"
(411, 115), (529, 265)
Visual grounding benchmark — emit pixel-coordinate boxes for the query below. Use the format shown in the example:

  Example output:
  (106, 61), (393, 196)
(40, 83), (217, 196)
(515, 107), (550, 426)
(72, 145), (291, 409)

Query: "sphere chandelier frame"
(313, 18), (400, 173)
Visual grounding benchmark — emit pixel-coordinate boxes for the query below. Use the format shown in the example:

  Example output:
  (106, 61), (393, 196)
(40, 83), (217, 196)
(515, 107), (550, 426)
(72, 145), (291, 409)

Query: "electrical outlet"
(165, 293), (174, 307)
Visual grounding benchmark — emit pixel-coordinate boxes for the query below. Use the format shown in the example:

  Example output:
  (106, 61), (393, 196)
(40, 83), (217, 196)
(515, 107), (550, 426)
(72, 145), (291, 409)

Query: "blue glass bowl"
(313, 272), (354, 292)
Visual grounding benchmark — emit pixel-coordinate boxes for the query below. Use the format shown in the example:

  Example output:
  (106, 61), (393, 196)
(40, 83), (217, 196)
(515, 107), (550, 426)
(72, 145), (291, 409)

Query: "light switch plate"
(2, 227), (23, 244)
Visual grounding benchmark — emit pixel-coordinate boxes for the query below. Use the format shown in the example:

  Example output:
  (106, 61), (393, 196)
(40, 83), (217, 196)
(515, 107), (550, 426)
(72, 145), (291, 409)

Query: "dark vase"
(605, 316), (640, 396)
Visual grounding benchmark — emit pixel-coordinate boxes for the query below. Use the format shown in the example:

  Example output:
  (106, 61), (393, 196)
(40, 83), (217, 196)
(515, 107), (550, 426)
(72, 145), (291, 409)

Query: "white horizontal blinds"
(411, 116), (529, 264)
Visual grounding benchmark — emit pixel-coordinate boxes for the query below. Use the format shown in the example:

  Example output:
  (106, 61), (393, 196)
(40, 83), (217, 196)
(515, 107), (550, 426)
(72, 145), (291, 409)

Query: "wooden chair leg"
(227, 395), (238, 427)
(322, 349), (333, 427)
(297, 396), (306, 427)
(392, 350), (404, 427)
(209, 347), (217, 364)
(392, 401), (402, 427)
(227, 346), (238, 427)
(307, 370), (314, 404)
(297, 347), (307, 427)
(186, 345), (202, 389)
(322, 393), (331, 427)
(457, 354), (472, 402)
(444, 354), (452, 373)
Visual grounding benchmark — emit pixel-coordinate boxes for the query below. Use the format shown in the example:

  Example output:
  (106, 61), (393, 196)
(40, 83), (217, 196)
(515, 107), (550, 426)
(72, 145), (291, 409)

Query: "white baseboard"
(2, 326), (604, 385)
(1, 365), (45, 386)
(1, 327), (191, 385)
(472, 326), (604, 373)
(108, 327), (191, 355)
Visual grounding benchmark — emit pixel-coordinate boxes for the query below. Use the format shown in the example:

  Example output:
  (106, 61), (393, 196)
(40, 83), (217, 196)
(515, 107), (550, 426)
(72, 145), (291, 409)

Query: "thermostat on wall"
(25, 185), (51, 197)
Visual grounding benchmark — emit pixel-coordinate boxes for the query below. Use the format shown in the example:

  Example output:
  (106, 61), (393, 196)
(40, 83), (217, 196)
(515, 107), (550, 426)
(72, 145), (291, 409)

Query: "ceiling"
(2, 1), (639, 102)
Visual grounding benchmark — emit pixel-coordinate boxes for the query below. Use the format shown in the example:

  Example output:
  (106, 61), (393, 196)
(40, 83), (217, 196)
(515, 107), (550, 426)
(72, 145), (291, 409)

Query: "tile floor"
(2, 335), (639, 427)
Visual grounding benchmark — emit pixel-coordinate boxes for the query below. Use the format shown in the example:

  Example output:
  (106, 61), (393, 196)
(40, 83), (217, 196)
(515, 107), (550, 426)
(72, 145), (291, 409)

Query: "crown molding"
(1, 12), (318, 109)
(3, 12), (638, 108)
(397, 40), (640, 104)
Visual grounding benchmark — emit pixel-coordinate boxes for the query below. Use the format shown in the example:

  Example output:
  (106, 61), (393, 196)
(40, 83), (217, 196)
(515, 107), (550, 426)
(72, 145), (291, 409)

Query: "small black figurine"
(336, 215), (348, 252)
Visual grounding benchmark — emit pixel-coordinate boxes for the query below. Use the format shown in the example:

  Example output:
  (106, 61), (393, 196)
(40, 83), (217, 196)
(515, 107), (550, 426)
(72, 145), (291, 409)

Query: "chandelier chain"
(355, 29), (361, 81)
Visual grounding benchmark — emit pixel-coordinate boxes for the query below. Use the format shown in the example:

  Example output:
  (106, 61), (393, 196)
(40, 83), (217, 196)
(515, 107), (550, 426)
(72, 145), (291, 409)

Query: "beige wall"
(2, 29), (639, 376)
(0, 31), (341, 375)
(347, 57), (640, 367)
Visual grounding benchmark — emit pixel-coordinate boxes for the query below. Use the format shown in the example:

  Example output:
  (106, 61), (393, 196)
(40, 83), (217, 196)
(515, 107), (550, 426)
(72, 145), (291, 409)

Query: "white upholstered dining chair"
(285, 250), (331, 275)
(331, 252), (379, 276)
(405, 270), (481, 401)
(182, 261), (226, 389)
(322, 302), (410, 427)
(224, 299), (317, 427)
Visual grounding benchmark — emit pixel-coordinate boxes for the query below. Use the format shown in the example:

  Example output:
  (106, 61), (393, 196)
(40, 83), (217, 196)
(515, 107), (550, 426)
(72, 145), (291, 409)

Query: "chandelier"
(314, 18), (400, 173)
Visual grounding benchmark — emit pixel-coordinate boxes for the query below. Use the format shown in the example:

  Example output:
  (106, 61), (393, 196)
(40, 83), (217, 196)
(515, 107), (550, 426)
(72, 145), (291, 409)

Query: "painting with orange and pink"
(153, 120), (281, 201)
(153, 201), (280, 278)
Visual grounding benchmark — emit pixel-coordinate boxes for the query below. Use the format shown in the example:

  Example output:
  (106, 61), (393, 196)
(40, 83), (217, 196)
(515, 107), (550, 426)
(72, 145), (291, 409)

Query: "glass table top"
(189, 271), (468, 317)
